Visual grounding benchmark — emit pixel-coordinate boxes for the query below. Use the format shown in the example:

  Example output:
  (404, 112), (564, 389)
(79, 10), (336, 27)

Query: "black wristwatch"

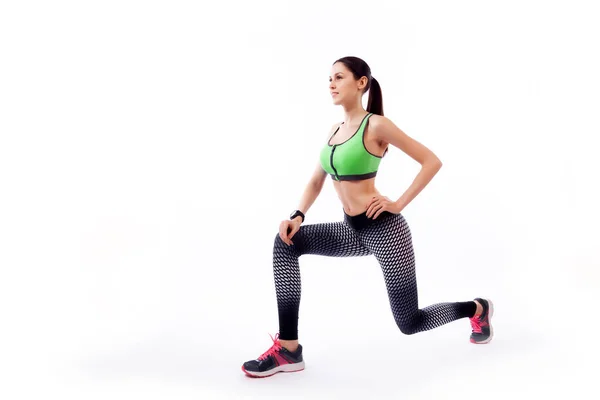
(289, 210), (305, 223)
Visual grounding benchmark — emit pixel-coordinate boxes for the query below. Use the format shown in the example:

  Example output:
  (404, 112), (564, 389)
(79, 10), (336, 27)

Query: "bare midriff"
(332, 178), (382, 216)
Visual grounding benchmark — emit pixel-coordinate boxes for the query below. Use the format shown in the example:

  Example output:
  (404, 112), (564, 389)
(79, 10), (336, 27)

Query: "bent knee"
(396, 321), (417, 335)
(274, 232), (293, 246)
(273, 231), (304, 253)
(274, 233), (287, 247)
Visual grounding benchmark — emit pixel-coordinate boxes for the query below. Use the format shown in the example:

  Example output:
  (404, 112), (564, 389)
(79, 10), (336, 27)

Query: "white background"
(1, 0), (599, 399)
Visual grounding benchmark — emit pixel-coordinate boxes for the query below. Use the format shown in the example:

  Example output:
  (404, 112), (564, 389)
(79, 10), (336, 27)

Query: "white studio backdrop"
(0, 0), (598, 399)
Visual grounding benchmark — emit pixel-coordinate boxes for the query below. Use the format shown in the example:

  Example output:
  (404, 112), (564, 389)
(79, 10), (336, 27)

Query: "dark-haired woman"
(242, 56), (494, 378)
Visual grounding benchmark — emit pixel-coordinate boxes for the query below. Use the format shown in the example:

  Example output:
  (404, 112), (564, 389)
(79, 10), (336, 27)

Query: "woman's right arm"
(279, 123), (338, 245)
(290, 163), (328, 224)
(280, 164), (327, 245)
(290, 122), (339, 224)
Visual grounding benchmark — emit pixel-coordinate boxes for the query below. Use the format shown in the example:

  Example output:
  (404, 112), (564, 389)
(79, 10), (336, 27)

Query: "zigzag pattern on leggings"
(273, 213), (476, 340)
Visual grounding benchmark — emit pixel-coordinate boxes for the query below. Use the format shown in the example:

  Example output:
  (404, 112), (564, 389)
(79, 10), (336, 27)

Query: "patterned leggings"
(273, 210), (477, 340)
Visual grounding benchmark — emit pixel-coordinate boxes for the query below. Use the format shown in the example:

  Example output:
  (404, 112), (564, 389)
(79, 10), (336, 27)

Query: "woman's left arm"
(372, 115), (443, 213)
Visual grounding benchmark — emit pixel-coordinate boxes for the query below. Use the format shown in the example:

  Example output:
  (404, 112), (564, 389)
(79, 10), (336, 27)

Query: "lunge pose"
(242, 56), (494, 378)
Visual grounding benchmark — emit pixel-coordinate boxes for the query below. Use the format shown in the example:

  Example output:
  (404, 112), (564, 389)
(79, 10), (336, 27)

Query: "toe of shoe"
(242, 360), (259, 372)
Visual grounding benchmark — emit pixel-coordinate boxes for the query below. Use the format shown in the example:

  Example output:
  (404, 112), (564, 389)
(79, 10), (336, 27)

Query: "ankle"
(473, 300), (483, 317)
(279, 339), (299, 352)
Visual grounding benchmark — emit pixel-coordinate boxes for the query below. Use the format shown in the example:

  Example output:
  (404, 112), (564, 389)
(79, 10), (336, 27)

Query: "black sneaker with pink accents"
(242, 333), (305, 378)
(469, 298), (494, 344)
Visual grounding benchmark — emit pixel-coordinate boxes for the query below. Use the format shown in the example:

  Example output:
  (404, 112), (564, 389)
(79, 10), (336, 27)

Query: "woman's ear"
(358, 76), (368, 90)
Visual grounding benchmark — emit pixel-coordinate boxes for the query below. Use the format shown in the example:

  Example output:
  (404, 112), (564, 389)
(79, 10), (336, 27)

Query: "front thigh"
(290, 221), (371, 257)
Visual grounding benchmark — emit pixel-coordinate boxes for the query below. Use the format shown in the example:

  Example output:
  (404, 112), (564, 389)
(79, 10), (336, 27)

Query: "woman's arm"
(372, 116), (443, 211)
(291, 122), (339, 222)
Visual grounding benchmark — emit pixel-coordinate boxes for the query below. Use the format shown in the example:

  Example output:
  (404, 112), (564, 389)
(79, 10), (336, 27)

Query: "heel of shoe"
(487, 298), (494, 319)
(470, 298), (494, 344)
(483, 298), (494, 343)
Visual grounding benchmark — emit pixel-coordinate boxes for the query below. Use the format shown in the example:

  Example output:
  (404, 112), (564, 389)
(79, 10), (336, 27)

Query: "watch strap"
(290, 210), (305, 223)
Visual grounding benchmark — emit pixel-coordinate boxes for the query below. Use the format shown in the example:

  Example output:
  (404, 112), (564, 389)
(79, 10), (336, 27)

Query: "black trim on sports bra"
(327, 113), (371, 147)
(329, 171), (377, 181)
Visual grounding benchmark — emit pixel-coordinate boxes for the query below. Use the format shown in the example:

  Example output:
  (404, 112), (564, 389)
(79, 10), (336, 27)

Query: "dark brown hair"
(333, 56), (383, 116)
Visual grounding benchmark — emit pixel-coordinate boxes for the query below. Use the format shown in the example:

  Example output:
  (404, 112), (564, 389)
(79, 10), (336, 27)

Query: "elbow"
(426, 156), (442, 171)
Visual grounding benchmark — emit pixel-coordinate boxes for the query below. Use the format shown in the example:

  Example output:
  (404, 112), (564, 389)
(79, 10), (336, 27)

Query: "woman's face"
(329, 62), (366, 105)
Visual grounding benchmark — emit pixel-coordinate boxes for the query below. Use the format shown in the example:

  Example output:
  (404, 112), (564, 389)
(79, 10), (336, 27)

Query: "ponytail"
(366, 77), (383, 116)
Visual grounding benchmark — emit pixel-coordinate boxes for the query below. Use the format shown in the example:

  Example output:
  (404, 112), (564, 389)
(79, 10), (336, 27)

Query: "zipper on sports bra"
(330, 145), (340, 181)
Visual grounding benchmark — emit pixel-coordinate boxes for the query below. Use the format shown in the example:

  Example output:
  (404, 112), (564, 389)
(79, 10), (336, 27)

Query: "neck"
(342, 100), (368, 125)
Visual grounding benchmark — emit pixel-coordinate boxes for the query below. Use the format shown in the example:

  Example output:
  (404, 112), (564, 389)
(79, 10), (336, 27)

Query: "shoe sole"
(242, 361), (305, 378)
(471, 298), (494, 344)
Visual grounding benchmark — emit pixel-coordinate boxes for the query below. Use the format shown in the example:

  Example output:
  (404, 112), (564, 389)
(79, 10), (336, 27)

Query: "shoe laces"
(469, 315), (483, 334)
(258, 333), (282, 360)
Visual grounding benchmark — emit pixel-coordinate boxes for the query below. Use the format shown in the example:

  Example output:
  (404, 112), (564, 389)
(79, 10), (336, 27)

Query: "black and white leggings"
(273, 210), (477, 340)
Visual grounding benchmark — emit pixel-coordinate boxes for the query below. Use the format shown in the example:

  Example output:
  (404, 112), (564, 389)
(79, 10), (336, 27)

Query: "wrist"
(394, 198), (406, 212)
(289, 209), (305, 223)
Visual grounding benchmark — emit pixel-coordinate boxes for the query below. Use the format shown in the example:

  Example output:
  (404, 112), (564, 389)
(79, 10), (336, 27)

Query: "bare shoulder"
(368, 114), (440, 165)
(368, 114), (406, 140)
(367, 114), (390, 130)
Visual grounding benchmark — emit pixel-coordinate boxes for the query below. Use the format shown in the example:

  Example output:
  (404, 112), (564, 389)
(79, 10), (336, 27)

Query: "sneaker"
(241, 333), (305, 378)
(469, 298), (494, 344)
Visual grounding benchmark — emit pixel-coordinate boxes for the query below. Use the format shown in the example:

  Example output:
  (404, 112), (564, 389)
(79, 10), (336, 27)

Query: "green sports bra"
(319, 113), (388, 181)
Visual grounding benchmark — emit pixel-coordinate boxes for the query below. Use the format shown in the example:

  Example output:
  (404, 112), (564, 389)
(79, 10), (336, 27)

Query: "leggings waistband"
(343, 209), (396, 230)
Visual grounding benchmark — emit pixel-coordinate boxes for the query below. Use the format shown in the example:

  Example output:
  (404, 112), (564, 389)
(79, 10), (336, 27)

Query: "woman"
(241, 56), (494, 378)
